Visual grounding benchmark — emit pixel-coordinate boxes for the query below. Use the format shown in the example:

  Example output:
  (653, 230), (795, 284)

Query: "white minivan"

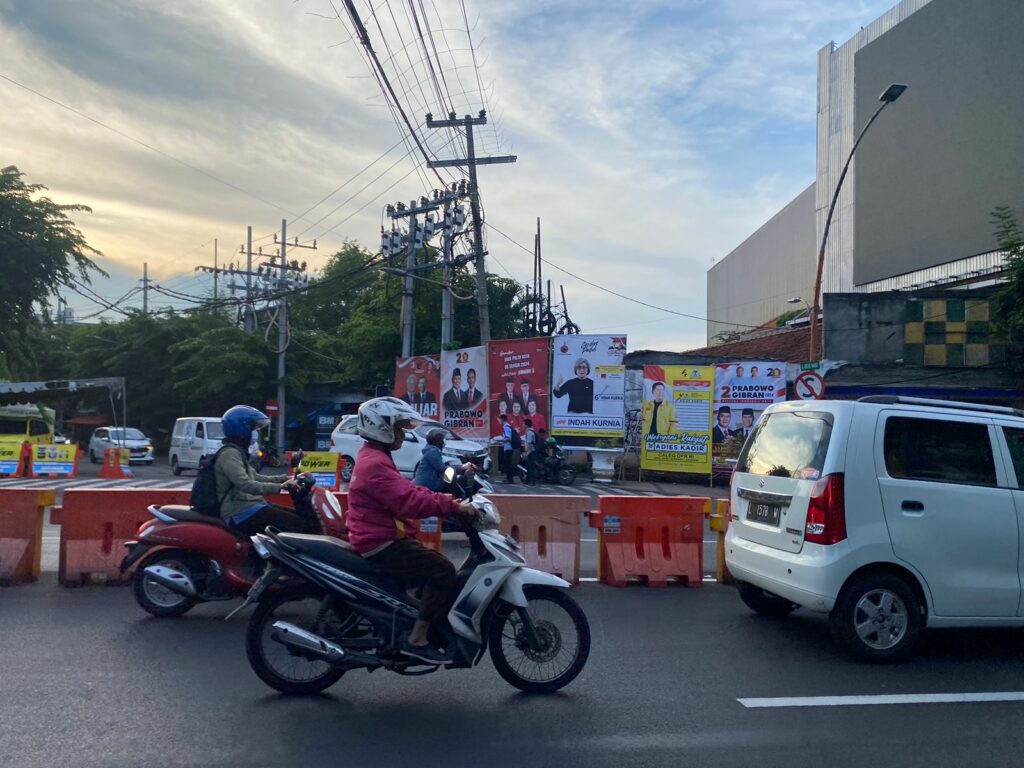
(169, 417), (225, 475)
(726, 395), (1024, 663)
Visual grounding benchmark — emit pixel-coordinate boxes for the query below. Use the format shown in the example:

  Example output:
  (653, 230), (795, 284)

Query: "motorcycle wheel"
(131, 550), (198, 617)
(488, 585), (590, 693)
(246, 585), (350, 695)
(556, 465), (576, 485)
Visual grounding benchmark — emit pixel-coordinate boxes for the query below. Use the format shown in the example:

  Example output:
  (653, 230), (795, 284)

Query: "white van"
(726, 396), (1024, 663)
(169, 417), (225, 475)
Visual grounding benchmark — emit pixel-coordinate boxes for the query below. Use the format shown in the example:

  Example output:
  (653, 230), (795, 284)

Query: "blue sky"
(0, 0), (896, 348)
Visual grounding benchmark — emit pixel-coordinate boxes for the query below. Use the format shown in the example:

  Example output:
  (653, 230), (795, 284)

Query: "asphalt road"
(4, 581), (1024, 767)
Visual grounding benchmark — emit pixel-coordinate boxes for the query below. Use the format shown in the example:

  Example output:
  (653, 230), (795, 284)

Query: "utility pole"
(426, 110), (516, 344)
(213, 239), (218, 301)
(276, 221), (286, 453)
(140, 262), (151, 315)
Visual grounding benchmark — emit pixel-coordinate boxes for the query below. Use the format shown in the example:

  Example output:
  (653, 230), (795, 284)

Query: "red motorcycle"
(120, 473), (346, 617)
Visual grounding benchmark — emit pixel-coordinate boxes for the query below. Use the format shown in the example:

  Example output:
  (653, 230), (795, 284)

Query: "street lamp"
(809, 82), (907, 360)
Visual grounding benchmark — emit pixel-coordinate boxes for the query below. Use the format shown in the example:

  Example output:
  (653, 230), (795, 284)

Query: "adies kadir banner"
(550, 334), (626, 447)
(640, 365), (714, 474)
(487, 337), (551, 439)
(440, 346), (489, 444)
(394, 355), (441, 419)
(712, 361), (787, 469)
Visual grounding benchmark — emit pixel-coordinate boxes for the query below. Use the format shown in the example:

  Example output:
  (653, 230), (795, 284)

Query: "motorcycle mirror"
(291, 450), (303, 469)
(442, 466), (457, 485)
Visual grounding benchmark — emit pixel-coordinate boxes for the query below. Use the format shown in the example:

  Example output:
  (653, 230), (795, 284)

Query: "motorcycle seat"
(276, 533), (375, 575)
(157, 505), (229, 529)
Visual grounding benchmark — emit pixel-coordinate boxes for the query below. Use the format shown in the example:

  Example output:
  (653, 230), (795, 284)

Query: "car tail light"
(804, 473), (846, 545)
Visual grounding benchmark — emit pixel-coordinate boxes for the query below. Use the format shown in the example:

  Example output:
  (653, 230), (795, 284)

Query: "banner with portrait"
(393, 355), (441, 419)
(639, 365), (714, 474)
(550, 334), (626, 447)
(487, 337), (551, 440)
(440, 346), (489, 444)
(711, 361), (787, 470)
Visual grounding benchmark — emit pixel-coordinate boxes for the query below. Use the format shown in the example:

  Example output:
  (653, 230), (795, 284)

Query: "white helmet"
(357, 396), (424, 443)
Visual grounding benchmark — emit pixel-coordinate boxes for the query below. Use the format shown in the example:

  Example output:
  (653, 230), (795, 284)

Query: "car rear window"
(736, 411), (833, 479)
(884, 416), (995, 487)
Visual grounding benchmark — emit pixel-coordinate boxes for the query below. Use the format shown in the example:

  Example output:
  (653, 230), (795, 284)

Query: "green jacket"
(213, 444), (290, 520)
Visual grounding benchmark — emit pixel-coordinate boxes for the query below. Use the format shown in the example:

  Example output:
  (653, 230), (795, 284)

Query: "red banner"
(393, 355), (441, 420)
(487, 337), (551, 440)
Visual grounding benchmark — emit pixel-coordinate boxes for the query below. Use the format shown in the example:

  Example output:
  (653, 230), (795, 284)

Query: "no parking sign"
(794, 371), (826, 400)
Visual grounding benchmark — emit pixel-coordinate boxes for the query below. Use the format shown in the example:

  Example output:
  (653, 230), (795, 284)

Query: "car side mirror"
(443, 466), (456, 485)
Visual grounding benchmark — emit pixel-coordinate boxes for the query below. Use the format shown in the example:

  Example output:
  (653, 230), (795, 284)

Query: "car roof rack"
(857, 395), (1024, 418)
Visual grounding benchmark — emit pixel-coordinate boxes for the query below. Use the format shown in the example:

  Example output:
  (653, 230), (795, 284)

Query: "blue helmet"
(222, 405), (270, 440)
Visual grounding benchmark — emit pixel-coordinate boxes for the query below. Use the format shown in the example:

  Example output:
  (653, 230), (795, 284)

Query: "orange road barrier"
(97, 448), (133, 480)
(59, 489), (190, 585)
(589, 496), (705, 587)
(0, 442), (29, 478)
(0, 488), (55, 585)
(708, 499), (732, 585)
(495, 495), (587, 584)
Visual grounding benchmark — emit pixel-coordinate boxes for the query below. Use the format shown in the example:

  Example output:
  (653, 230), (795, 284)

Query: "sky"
(0, 0), (897, 351)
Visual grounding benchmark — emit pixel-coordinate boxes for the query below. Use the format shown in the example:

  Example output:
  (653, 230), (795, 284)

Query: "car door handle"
(901, 500), (924, 511)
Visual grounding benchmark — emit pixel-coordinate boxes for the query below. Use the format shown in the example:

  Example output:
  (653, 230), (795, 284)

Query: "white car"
(88, 427), (155, 465)
(726, 395), (1024, 663)
(330, 417), (488, 482)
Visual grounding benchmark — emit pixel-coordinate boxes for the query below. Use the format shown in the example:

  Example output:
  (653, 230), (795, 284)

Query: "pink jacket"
(346, 442), (461, 554)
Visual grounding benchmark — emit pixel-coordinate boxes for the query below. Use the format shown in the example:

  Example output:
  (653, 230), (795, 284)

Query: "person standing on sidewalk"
(522, 418), (538, 485)
(499, 413), (515, 483)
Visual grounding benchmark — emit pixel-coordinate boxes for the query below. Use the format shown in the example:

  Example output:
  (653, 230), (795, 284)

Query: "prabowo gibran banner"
(440, 346), (489, 444)
(711, 361), (787, 471)
(640, 365), (714, 474)
(550, 334), (626, 448)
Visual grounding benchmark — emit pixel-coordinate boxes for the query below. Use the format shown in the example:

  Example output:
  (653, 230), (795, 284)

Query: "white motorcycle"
(239, 468), (591, 694)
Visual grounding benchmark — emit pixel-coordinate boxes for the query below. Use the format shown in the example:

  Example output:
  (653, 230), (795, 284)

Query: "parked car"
(88, 427), (155, 464)
(168, 417), (225, 475)
(330, 416), (488, 482)
(726, 395), (1024, 663)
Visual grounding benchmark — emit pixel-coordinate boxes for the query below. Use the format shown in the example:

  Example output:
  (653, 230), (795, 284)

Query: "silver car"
(88, 427), (155, 465)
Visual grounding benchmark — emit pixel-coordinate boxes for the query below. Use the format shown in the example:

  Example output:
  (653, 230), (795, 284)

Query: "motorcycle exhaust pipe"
(143, 565), (197, 597)
(271, 621), (347, 663)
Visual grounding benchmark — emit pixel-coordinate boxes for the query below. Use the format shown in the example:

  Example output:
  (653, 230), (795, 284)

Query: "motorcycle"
(238, 467), (591, 694)
(120, 454), (346, 617)
(518, 446), (576, 485)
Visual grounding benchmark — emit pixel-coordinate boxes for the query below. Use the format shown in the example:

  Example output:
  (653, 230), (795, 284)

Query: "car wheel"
(340, 455), (354, 483)
(171, 456), (182, 476)
(830, 571), (923, 664)
(738, 583), (797, 618)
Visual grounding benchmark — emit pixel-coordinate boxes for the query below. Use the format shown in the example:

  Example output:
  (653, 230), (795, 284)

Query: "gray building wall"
(823, 293), (908, 363)
(706, 183), (816, 344)
(853, 0), (1024, 285)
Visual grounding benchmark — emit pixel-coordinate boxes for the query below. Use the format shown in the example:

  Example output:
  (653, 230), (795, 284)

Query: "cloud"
(0, 0), (894, 350)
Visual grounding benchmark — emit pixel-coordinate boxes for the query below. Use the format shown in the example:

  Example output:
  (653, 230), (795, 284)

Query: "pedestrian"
(499, 413), (515, 483)
(522, 418), (537, 484)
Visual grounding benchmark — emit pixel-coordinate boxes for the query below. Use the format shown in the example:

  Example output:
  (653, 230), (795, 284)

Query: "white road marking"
(738, 692), (1024, 708)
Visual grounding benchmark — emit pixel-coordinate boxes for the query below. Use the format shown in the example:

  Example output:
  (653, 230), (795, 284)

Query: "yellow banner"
(0, 443), (20, 460)
(31, 443), (78, 476)
(640, 365), (714, 474)
(299, 452), (340, 473)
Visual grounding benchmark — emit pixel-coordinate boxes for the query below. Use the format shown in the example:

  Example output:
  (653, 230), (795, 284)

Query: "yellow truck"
(0, 404), (55, 445)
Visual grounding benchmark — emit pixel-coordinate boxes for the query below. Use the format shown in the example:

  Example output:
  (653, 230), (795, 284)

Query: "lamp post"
(809, 83), (907, 361)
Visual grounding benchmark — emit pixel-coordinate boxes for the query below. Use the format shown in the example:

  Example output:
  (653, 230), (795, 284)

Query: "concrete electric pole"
(426, 111), (516, 345)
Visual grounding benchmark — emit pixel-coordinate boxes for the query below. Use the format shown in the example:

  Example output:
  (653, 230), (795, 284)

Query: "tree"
(0, 165), (104, 376)
(993, 206), (1024, 331)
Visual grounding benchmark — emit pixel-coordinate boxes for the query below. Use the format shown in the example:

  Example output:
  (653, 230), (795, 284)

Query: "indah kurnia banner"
(639, 365), (714, 474)
(393, 355), (441, 419)
(711, 361), (787, 470)
(487, 337), (551, 440)
(550, 334), (626, 448)
(439, 345), (489, 444)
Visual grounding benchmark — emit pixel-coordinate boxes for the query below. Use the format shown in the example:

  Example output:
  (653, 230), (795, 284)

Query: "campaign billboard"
(487, 337), (551, 439)
(440, 345), (489, 444)
(393, 355), (441, 419)
(711, 361), (787, 470)
(639, 365), (714, 474)
(550, 334), (626, 447)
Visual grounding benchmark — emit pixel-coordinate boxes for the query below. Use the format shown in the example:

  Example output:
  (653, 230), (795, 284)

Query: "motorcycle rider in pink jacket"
(346, 397), (475, 665)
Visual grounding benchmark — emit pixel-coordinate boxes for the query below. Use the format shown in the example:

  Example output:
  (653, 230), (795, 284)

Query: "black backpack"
(509, 428), (522, 451)
(190, 444), (244, 517)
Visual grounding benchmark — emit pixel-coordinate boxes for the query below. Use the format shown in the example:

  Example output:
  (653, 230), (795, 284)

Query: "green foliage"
(0, 165), (104, 374)
(713, 330), (744, 345)
(993, 206), (1024, 333)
